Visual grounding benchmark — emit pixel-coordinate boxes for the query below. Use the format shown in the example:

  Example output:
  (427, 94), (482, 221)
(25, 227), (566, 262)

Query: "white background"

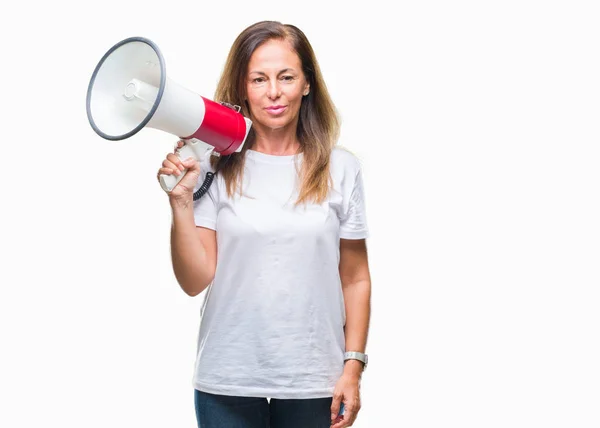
(1, 0), (599, 427)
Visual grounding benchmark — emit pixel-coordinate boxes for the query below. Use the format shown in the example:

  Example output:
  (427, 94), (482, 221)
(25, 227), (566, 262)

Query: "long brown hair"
(210, 21), (340, 206)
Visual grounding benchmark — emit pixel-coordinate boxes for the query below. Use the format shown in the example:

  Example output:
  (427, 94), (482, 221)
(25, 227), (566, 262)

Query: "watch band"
(344, 351), (368, 370)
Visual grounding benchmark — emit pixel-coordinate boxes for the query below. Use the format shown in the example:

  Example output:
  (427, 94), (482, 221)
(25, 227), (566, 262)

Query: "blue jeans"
(194, 389), (334, 428)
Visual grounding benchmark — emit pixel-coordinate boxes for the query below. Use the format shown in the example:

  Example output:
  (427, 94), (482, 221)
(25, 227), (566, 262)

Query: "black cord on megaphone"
(193, 172), (215, 201)
(192, 154), (233, 201)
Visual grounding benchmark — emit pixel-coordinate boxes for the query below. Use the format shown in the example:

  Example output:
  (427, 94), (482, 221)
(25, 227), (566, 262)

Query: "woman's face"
(245, 39), (310, 133)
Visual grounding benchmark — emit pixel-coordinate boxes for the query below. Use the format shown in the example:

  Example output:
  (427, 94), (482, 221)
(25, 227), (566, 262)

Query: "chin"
(258, 116), (293, 130)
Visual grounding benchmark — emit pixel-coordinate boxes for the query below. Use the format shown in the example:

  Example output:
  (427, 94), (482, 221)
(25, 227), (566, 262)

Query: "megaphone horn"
(86, 37), (252, 193)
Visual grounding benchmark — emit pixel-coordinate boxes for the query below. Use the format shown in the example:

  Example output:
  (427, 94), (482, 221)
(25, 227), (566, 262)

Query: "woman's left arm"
(331, 238), (371, 428)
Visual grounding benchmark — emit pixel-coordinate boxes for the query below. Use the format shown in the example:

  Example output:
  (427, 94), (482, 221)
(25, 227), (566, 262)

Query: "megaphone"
(86, 37), (252, 193)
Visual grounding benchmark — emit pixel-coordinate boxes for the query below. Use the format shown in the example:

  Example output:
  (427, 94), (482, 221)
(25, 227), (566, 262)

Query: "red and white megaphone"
(86, 37), (252, 192)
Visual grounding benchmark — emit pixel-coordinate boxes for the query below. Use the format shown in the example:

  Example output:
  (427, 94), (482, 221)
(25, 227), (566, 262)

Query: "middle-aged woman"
(158, 21), (372, 428)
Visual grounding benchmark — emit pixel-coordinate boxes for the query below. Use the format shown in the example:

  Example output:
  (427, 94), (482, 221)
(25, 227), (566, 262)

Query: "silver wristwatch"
(344, 351), (368, 371)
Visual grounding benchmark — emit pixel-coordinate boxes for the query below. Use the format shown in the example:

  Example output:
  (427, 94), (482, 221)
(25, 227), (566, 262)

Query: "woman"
(157, 21), (371, 428)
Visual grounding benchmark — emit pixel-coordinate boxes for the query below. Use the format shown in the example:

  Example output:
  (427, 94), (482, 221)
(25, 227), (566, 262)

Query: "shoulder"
(330, 145), (363, 175)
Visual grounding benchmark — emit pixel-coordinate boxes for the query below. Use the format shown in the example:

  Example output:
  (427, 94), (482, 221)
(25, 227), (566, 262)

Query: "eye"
(251, 77), (266, 84)
(281, 75), (294, 82)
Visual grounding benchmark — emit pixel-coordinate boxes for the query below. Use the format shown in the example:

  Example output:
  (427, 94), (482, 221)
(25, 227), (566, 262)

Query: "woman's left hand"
(330, 367), (362, 427)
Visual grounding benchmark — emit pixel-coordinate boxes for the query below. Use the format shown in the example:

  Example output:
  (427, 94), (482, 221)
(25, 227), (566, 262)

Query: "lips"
(265, 105), (287, 115)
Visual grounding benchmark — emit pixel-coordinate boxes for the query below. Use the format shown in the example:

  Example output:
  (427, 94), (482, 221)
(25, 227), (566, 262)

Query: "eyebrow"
(248, 68), (296, 75)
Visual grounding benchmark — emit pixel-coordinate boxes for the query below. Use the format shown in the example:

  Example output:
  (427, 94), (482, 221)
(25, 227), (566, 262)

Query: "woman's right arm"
(160, 140), (217, 297)
(170, 197), (217, 296)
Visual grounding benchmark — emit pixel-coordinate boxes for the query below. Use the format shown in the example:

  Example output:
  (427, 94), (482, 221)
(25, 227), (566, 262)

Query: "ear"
(303, 83), (310, 96)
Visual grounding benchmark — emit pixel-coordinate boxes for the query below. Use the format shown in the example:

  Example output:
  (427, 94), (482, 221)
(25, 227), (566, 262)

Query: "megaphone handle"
(159, 139), (214, 193)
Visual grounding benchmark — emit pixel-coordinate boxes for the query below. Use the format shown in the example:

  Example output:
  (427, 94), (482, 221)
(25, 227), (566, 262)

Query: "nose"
(267, 80), (281, 100)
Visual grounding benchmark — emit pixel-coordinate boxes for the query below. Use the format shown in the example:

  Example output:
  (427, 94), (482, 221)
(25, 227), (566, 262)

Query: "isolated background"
(1, 0), (599, 427)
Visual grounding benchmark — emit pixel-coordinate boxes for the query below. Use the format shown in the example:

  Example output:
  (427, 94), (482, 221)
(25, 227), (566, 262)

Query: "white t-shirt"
(191, 146), (369, 399)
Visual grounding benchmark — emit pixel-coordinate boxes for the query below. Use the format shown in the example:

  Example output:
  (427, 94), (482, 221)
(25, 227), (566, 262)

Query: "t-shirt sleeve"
(340, 166), (370, 240)
(192, 153), (219, 231)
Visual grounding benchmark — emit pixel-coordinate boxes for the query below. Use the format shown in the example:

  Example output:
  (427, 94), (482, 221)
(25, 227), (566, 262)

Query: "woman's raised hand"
(157, 140), (201, 200)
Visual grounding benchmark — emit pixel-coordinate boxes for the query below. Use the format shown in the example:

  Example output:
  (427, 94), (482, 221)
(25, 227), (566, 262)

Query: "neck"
(251, 124), (302, 156)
